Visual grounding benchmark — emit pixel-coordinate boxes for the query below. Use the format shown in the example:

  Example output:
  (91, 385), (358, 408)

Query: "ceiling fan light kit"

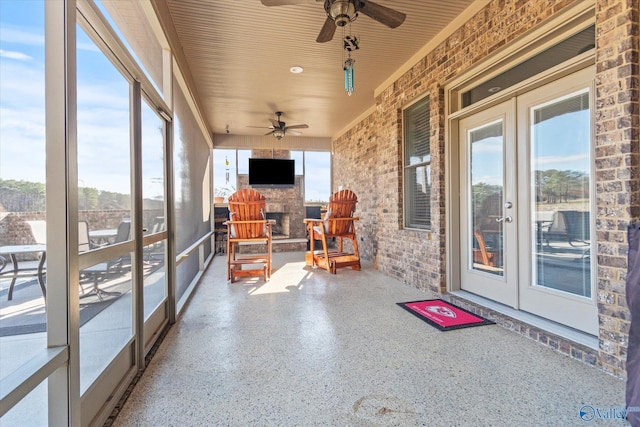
(272, 128), (285, 140)
(261, 0), (406, 96)
(327, 0), (357, 27)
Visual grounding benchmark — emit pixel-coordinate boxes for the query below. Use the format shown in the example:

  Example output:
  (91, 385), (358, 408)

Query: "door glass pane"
(531, 91), (591, 297)
(469, 121), (504, 275)
(142, 100), (166, 318)
(77, 24), (133, 392)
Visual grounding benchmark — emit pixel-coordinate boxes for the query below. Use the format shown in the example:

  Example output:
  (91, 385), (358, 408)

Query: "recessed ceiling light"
(488, 86), (502, 93)
(290, 66), (304, 74)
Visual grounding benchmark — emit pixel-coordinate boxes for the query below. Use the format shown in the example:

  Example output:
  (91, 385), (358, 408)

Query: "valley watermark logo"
(579, 405), (640, 422)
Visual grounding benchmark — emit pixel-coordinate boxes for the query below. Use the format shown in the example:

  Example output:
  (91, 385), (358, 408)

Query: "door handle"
(496, 215), (513, 223)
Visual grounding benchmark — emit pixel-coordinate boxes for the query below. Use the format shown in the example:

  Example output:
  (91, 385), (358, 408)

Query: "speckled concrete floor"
(112, 252), (625, 427)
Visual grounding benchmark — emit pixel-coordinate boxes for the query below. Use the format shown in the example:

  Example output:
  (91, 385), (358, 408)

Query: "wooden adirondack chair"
(225, 189), (273, 282)
(304, 189), (360, 274)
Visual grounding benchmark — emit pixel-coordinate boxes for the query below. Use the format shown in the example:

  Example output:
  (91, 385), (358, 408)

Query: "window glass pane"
(304, 151), (331, 203)
(0, 0), (47, 390)
(405, 165), (431, 228)
(238, 150), (251, 175)
(404, 97), (430, 164)
(532, 91), (591, 297)
(213, 149), (237, 202)
(291, 151), (304, 175)
(462, 25), (595, 107)
(404, 96), (431, 229)
(77, 23), (133, 393)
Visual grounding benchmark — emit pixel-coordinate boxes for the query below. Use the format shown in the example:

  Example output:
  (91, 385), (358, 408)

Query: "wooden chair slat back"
(326, 189), (357, 235)
(228, 189), (266, 238)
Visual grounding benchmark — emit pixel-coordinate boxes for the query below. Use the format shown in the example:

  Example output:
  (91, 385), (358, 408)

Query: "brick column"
(595, 0), (640, 377)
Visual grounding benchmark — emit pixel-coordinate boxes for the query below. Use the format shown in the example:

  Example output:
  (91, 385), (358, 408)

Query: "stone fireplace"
(265, 212), (289, 239)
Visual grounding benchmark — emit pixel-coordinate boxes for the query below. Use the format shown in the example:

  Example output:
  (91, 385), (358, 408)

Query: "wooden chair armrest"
(224, 220), (269, 225)
(303, 217), (359, 223)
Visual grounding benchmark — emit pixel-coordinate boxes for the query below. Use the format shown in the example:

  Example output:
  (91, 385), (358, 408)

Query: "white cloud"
(535, 153), (588, 165)
(0, 49), (32, 61)
(0, 26), (44, 46)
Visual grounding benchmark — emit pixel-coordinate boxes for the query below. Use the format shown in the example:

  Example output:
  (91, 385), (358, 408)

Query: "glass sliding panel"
(0, 379), (46, 425)
(141, 100), (166, 318)
(173, 75), (212, 301)
(76, 24), (133, 392)
(96, 0), (164, 97)
(469, 121), (504, 275)
(531, 90), (591, 297)
(78, 252), (133, 390)
(143, 241), (166, 318)
(0, 0), (47, 390)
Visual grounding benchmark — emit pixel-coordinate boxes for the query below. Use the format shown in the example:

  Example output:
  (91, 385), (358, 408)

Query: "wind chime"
(225, 156), (230, 184)
(342, 24), (359, 96)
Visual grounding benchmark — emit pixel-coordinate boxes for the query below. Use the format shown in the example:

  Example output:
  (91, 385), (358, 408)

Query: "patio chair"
(225, 189), (274, 283)
(79, 221), (131, 300)
(304, 189), (360, 274)
(473, 230), (496, 267)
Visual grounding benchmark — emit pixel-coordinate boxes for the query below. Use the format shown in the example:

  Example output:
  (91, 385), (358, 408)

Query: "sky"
(1, 1), (585, 203)
(0, 1), (329, 202)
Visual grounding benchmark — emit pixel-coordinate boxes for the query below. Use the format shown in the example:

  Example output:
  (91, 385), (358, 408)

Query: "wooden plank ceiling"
(163, 0), (477, 140)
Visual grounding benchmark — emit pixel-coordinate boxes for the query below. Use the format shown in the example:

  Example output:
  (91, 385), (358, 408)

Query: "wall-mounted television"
(248, 158), (295, 187)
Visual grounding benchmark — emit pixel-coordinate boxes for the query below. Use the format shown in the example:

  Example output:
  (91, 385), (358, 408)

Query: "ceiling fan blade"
(359, 0), (406, 28)
(287, 130), (303, 136)
(284, 124), (309, 130)
(264, 130), (275, 136)
(316, 17), (337, 43)
(261, 0), (318, 6)
(247, 125), (273, 129)
(269, 119), (282, 128)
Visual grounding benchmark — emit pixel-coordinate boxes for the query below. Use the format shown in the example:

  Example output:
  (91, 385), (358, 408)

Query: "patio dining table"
(89, 228), (118, 245)
(0, 244), (47, 300)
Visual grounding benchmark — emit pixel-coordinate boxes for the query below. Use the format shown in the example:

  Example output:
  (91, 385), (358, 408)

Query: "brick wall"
(594, 0), (640, 376)
(332, 0), (639, 378)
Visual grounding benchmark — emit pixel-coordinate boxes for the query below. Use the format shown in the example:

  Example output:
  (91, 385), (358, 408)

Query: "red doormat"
(397, 299), (494, 331)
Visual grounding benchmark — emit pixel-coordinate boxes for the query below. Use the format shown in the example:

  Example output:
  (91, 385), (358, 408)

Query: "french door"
(459, 67), (597, 335)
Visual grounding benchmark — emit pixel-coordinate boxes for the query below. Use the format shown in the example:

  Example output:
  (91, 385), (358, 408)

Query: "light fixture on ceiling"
(272, 128), (285, 140)
(290, 66), (304, 74)
(328, 0), (357, 27)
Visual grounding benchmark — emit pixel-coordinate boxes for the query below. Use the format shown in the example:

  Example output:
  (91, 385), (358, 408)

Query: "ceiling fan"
(248, 112), (309, 140)
(261, 0), (406, 42)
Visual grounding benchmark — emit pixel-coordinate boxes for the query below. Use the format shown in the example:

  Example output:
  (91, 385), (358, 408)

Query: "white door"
(459, 100), (518, 307)
(459, 67), (597, 335)
(516, 67), (597, 334)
